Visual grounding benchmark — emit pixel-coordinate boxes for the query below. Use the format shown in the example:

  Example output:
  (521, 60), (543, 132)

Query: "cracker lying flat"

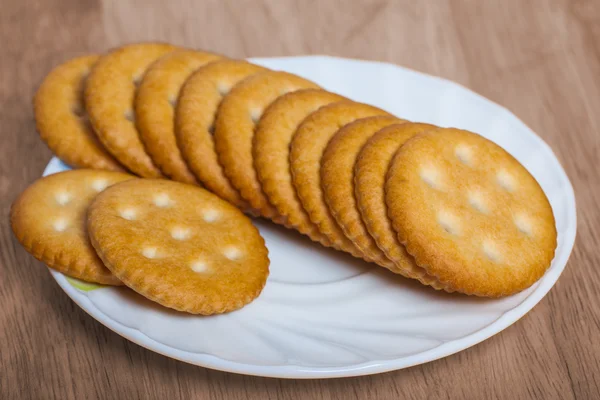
(354, 123), (448, 289)
(136, 49), (222, 183)
(175, 59), (267, 209)
(321, 116), (404, 269)
(289, 101), (391, 259)
(85, 42), (178, 177)
(254, 89), (344, 245)
(87, 179), (270, 314)
(11, 170), (134, 285)
(34, 55), (124, 171)
(214, 71), (319, 220)
(386, 128), (557, 297)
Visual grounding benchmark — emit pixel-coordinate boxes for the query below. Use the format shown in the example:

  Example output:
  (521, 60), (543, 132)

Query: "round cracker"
(321, 116), (404, 269)
(10, 170), (135, 285)
(135, 49), (222, 183)
(386, 128), (557, 297)
(175, 59), (267, 208)
(290, 101), (391, 259)
(254, 89), (344, 246)
(354, 123), (448, 289)
(87, 179), (270, 314)
(214, 70), (319, 220)
(85, 42), (178, 177)
(34, 55), (124, 171)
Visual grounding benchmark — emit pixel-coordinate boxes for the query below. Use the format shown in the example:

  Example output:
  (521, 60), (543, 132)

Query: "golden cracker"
(254, 89), (344, 246)
(214, 70), (319, 220)
(289, 101), (391, 259)
(10, 170), (134, 285)
(135, 49), (222, 183)
(34, 55), (125, 171)
(85, 42), (178, 177)
(321, 116), (404, 269)
(87, 179), (270, 314)
(386, 128), (557, 297)
(354, 123), (449, 289)
(175, 59), (267, 209)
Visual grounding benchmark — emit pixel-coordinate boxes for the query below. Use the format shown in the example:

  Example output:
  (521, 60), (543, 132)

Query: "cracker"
(87, 179), (270, 314)
(214, 70), (319, 220)
(289, 101), (391, 259)
(175, 59), (267, 209)
(354, 123), (448, 288)
(34, 55), (125, 171)
(10, 170), (134, 285)
(85, 42), (178, 177)
(385, 128), (557, 297)
(321, 116), (405, 269)
(135, 49), (222, 183)
(254, 89), (344, 245)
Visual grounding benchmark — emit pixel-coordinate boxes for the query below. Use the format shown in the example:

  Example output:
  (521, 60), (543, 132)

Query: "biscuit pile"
(11, 170), (269, 314)
(15, 42), (557, 303)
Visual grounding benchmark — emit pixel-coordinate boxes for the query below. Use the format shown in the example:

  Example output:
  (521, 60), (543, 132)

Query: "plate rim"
(45, 55), (577, 379)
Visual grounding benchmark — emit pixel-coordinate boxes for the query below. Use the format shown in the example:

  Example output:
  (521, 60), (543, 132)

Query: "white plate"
(43, 55), (576, 379)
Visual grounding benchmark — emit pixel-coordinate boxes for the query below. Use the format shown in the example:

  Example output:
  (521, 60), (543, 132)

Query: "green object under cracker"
(66, 276), (104, 292)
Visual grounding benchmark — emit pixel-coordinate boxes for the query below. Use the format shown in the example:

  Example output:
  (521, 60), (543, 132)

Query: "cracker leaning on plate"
(386, 128), (557, 296)
(11, 170), (134, 285)
(214, 70), (319, 221)
(254, 89), (344, 246)
(135, 49), (222, 183)
(34, 56), (125, 172)
(290, 100), (391, 260)
(175, 59), (267, 209)
(85, 42), (178, 178)
(321, 115), (404, 270)
(17, 42), (558, 302)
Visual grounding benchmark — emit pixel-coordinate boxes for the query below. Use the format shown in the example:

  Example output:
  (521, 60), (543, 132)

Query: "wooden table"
(1, 0), (598, 398)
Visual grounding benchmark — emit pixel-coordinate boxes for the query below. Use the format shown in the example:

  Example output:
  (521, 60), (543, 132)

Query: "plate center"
(255, 220), (370, 284)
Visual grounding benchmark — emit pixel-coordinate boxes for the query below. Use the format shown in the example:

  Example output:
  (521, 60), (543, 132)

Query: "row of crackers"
(27, 42), (557, 299)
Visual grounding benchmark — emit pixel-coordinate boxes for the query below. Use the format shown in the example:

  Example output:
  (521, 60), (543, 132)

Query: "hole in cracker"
(250, 108), (262, 124)
(52, 218), (69, 232)
(125, 109), (135, 123)
(468, 191), (488, 214)
(91, 179), (108, 192)
(437, 211), (460, 235)
(133, 74), (143, 87)
(217, 82), (230, 96)
(482, 240), (501, 262)
(119, 208), (137, 220)
(497, 169), (515, 192)
(420, 167), (441, 189)
(55, 191), (71, 206)
(142, 247), (158, 259)
(153, 193), (173, 208)
(78, 114), (90, 124)
(202, 209), (220, 223)
(191, 259), (208, 273)
(208, 124), (215, 135)
(514, 213), (533, 236)
(72, 105), (86, 118)
(455, 144), (472, 165)
(223, 246), (242, 261)
(171, 226), (190, 240)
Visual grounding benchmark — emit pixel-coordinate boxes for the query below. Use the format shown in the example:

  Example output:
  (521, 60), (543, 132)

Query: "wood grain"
(1, 0), (598, 398)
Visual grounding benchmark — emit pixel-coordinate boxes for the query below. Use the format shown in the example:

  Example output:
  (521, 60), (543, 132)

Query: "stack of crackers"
(11, 42), (557, 314)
